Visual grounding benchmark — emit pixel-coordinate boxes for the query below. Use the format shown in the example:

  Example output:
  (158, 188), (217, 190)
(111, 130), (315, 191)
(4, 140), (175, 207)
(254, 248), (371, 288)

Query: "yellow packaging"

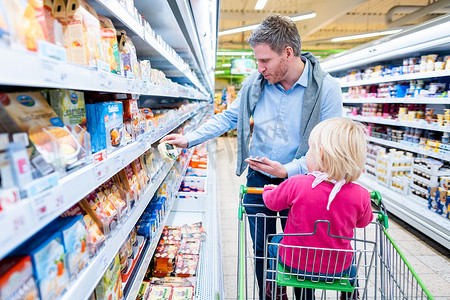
(66, 0), (102, 67)
(0, 92), (63, 134)
(98, 15), (120, 74)
(4, 0), (47, 51)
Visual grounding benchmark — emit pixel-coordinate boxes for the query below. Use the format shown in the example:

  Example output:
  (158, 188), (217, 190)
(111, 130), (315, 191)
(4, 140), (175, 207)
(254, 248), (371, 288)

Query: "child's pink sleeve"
(356, 191), (374, 228)
(263, 179), (293, 211)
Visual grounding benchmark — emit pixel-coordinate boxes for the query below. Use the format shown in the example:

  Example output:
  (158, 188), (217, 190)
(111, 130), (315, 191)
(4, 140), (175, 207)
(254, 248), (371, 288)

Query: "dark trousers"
(243, 169), (288, 299)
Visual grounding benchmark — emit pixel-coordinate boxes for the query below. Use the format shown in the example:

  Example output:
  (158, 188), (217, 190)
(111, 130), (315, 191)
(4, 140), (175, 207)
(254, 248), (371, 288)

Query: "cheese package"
(119, 163), (140, 202)
(44, 216), (89, 279)
(148, 285), (172, 300)
(49, 89), (86, 126)
(172, 286), (195, 300)
(136, 281), (151, 300)
(0, 92), (64, 133)
(0, 92), (86, 169)
(117, 30), (139, 79)
(85, 101), (124, 153)
(15, 232), (70, 300)
(3, 0), (46, 51)
(52, 0), (69, 55)
(98, 15), (121, 74)
(0, 256), (39, 300)
(95, 253), (122, 300)
(66, 0), (102, 67)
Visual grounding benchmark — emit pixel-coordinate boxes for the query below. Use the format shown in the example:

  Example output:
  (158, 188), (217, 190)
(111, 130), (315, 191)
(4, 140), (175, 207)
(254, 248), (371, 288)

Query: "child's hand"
(264, 184), (278, 188)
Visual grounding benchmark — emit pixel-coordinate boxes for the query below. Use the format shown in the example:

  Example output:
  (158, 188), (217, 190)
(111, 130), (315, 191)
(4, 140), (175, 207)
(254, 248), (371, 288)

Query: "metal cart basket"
(237, 186), (434, 300)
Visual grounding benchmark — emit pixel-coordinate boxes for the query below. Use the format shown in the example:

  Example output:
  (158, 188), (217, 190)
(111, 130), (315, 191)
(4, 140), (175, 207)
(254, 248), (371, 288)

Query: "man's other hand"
(245, 156), (288, 178)
(160, 134), (188, 148)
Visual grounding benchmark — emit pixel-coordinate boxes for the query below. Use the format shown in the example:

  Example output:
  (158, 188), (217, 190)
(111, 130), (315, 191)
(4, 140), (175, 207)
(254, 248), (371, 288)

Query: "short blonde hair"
(308, 118), (367, 183)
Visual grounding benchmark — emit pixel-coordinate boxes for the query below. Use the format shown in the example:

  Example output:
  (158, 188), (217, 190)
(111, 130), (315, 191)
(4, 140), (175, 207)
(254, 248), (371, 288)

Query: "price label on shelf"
(114, 155), (126, 172)
(94, 161), (110, 183)
(97, 60), (112, 89)
(40, 57), (68, 85)
(0, 201), (34, 248)
(127, 79), (135, 93)
(30, 186), (64, 222)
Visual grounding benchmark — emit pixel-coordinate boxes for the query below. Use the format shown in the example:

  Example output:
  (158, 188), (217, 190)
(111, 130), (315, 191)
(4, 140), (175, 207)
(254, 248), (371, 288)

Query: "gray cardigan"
(235, 52), (327, 176)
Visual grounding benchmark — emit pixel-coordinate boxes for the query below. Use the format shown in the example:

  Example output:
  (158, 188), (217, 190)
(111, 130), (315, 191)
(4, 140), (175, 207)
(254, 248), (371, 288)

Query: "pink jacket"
(263, 174), (373, 273)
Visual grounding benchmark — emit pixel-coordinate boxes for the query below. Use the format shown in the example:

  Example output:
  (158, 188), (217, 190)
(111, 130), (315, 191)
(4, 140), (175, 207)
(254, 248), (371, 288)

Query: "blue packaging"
(86, 101), (124, 153)
(14, 232), (69, 300)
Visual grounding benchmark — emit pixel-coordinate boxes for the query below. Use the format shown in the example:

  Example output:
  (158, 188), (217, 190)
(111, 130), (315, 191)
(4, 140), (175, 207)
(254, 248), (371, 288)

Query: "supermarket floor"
(215, 137), (450, 300)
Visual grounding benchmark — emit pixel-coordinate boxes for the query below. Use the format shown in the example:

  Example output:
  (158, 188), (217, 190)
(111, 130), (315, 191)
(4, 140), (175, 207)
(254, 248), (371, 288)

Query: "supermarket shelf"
(0, 109), (201, 260)
(124, 149), (195, 300)
(339, 70), (450, 88)
(357, 173), (450, 249)
(367, 136), (450, 162)
(343, 97), (450, 104)
(88, 0), (207, 95)
(1, 47), (208, 100)
(61, 160), (175, 300)
(345, 115), (450, 133)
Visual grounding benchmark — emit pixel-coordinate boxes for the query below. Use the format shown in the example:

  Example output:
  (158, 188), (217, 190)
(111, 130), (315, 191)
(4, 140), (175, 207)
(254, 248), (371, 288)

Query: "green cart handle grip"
(370, 191), (382, 206)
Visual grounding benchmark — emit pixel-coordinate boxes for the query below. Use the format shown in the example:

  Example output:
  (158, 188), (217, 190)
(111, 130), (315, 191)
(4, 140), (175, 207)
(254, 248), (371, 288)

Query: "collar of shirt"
(266, 57), (309, 93)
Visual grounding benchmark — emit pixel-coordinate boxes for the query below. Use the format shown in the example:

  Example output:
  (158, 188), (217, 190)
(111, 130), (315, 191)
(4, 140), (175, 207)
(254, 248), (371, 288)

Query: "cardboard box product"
(0, 256), (39, 300)
(98, 15), (120, 74)
(14, 232), (70, 300)
(66, 0), (102, 67)
(49, 89), (86, 126)
(85, 101), (124, 153)
(52, 0), (69, 55)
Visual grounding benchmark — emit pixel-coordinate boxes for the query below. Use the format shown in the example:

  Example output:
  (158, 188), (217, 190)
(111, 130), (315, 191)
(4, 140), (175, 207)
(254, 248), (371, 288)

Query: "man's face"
(253, 43), (289, 84)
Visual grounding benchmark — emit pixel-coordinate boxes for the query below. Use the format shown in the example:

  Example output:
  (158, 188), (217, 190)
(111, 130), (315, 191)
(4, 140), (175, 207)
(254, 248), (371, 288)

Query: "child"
(263, 118), (374, 300)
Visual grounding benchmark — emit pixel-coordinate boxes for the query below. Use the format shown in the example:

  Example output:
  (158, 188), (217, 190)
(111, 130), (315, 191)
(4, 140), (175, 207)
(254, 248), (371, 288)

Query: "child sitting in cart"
(263, 118), (374, 300)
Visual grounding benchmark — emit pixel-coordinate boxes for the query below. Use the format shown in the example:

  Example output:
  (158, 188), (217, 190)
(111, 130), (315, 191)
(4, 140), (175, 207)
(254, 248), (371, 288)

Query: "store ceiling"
(218, 0), (450, 53)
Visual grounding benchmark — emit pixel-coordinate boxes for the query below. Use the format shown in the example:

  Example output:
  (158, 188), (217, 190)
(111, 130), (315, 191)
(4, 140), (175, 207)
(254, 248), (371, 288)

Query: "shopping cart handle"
(370, 191), (382, 206)
(240, 185), (264, 195)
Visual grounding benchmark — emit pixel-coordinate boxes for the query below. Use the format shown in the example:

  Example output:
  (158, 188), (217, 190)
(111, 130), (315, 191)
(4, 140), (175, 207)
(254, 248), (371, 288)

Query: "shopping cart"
(237, 185), (434, 300)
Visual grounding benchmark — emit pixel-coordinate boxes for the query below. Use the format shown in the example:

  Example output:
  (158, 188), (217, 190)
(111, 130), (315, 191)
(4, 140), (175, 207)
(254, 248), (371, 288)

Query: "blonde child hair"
(308, 118), (367, 184)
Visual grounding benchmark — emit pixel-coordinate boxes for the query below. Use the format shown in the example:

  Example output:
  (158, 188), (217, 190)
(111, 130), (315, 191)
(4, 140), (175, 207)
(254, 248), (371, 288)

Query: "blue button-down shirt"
(185, 60), (343, 177)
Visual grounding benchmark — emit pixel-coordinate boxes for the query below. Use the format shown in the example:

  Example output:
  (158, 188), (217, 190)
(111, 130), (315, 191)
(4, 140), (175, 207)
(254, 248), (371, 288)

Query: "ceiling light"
(218, 11), (316, 36)
(215, 70), (225, 74)
(254, 0), (268, 10)
(331, 29), (403, 42)
(217, 51), (254, 56)
(222, 63), (231, 67)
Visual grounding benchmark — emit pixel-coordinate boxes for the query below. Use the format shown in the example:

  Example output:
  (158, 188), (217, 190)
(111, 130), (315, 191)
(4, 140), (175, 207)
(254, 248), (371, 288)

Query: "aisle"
(216, 137), (450, 300)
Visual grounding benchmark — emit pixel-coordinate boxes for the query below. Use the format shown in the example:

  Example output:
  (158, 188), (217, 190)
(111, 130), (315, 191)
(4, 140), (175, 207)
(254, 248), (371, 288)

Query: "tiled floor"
(216, 137), (450, 300)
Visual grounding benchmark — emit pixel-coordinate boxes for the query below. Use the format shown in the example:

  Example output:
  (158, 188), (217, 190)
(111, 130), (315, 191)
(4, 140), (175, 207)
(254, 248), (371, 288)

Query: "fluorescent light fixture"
(222, 63), (231, 67)
(218, 11), (316, 36)
(217, 51), (254, 56)
(215, 70), (225, 74)
(254, 0), (268, 10)
(290, 11), (316, 22)
(331, 29), (403, 42)
(218, 24), (260, 36)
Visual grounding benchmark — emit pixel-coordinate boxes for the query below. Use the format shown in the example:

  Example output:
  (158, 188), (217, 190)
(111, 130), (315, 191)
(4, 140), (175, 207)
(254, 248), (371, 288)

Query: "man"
(161, 14), (342, 299)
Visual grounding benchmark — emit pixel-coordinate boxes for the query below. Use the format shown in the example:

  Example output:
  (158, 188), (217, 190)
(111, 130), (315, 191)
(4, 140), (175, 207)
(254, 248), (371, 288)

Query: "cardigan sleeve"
(263, 178), (294, 211)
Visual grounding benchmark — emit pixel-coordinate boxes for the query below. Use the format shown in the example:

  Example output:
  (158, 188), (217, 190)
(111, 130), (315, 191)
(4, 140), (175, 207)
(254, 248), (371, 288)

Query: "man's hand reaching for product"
(160, 134), (188, 148)
(245, 156), (288, 178)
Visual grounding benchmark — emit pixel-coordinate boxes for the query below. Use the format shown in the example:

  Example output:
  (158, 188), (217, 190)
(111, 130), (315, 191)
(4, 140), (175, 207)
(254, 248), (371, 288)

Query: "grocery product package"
(85, 101), (124, 153)
(0, 256), (39, 300)
(117, 30), (139, 79)
(14, 231), (70, 300)
(49, 89), (86, 126)
(98, 15), (121, 74)
(3, 0), (48, 51)
(95, 253), (122, 300)
(66, 0), (103, 67)
(0, 92), (87, 170)
(43, 215), (89, 279)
